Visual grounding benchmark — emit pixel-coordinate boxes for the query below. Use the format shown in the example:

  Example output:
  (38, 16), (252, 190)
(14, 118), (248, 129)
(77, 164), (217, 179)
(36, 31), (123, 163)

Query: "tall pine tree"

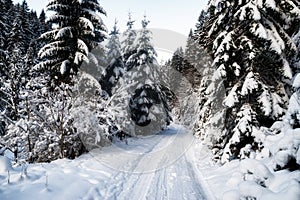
(99, 21), (124, 97)
(125, 16), (171, 135)
(195, 0), (300, 162)
(38, 0), (107, 84)
(122, 13), (137, 65)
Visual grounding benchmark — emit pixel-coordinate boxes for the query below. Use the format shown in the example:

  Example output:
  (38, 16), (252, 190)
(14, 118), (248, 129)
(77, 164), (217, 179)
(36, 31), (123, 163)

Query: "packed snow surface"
(0, 124), (210, 200)
(1, 124), (299, 200)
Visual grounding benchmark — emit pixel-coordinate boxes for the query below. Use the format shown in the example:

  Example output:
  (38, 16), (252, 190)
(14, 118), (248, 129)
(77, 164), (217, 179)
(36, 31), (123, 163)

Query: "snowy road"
(0, 124), (211, 200)
(88, 124), (207, 200)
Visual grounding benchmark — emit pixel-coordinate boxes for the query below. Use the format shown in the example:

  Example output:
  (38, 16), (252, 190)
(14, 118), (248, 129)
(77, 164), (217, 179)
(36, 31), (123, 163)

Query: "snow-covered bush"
(0, 156), (12, 173)
(223, 91), (300, 199)
(223, 156), (300, 200)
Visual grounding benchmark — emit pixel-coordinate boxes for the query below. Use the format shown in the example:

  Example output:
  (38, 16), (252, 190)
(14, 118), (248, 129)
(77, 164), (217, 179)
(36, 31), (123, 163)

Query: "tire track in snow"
(113, 132), (177, 200)
(84, 124), (209, 200)
(89, 133), (172, 199)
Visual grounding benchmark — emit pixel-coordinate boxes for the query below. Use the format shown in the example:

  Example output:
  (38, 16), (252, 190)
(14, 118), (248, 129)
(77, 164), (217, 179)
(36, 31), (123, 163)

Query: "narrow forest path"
(0, 124), (213, 200)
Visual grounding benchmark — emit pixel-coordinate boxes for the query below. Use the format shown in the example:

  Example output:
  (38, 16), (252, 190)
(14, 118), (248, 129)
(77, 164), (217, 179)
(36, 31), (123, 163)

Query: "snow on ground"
(0, 124), (209, 200)
(1, 124), (299, 200)
(192, 139), (300, 200)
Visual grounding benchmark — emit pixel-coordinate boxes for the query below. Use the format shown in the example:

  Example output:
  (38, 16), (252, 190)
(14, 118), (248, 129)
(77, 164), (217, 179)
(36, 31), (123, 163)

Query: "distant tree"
(7, 5), (27, 55)
(0, 0), (8, 51)
(170, 47), (184, 72)
(19, 0), (31, 51)
(99, 21), (124, 97)
(122, 13), (137, 65)
(2, 0), (14, 40)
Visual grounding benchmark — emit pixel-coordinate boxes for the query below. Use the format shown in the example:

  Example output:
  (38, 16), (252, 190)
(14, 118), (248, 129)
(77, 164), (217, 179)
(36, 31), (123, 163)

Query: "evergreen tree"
(195, 0), (300, 162)
(185, 29), (196, 65)
(99, 21), (124, 97)
(170, 47), (184, 72)
(7, 4), (27, 55)
(122, 13), (137, 65)
(0, 0), (8, 51)
(3, 0), (14, 41)
(19, 0), (31, 51)
(286, 27), (300, 129)
(125, 16), (171, 135)
(183, 30), (202, 89)
(0, 50), (8, 136)
(38, 9), (51, 35)
(38, 0), (107, 84)
(25, 10), (50, 75)
(4, 4), (29, 122)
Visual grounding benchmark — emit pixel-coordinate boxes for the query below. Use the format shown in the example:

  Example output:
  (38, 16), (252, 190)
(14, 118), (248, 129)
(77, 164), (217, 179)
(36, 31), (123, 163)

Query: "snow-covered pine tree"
(287, 27), (300, 129)
(183, 30), (202, 89)
(0, 0), (8, 51)
(157, 60), (178, 115)
(39, 10), (48, 34)
(124, 16), (171, 135)
(256, 30), (300, 171)
(2, 0), (14, 45)
(19, 0), (31, 52)
(185, 29), (197, 67)
(25, 9), (52, 72)
(170, 47), (185, 73)
(99, 21), (124, 97)
(38, 0), (107, 84)
(23, 10), (47, 82)
(195, 0), (300, 162)
(7, 4), (27, 55)
(3, 3), (32, 122)
(0, 52), (8, 136)
(0, 1), (10, 134)
(122, 13), (137, 66)
(0, 47), (30, 161)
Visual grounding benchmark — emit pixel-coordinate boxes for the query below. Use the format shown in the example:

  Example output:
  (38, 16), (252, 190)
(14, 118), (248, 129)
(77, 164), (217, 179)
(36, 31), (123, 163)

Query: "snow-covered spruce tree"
(182, 30), (203, 90)
(0, 1), (8, 133)
(158, 60), (178, 114)
(7, 4), (27, 56)
(122, 13), (137, 65)
(170, 47), (185, 73)
(251, 32), (300, 172)
(270, 74), (300, 170)
(180, 51), (213, 131)
(1, 0), (14, 48)
(3, 3), (32, 122)
(0, 0), (41, 128)
(0, 53), (8, 136)
(0, 0), (8, 51)
(195, 0), (300, 162)
(99, 21), (124, 97)
(287, 27), (300, 130)
(0, 0), (108, 162)
(38, 0), (107, 84)
(124, 16), (171, 135)
(19, 0), (32, 52)
(24, 10), (48, 81)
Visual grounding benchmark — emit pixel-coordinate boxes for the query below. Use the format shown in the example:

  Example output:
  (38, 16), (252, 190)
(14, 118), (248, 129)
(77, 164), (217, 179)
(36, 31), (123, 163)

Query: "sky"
(14, 0), (208, 36)
(14, 0), (208, 62)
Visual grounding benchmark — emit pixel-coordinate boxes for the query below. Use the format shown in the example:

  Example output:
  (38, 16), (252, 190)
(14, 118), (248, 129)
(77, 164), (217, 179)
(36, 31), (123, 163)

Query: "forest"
(0, 0), (299, 199)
